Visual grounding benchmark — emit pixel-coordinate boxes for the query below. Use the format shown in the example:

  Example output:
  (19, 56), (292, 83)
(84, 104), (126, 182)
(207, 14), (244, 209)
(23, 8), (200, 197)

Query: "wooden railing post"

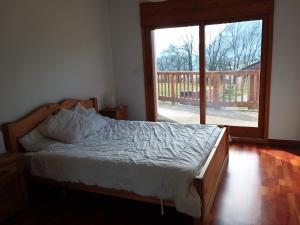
(241, 75), (244, 102)
(208, 74), (212, 102)
(213, 73), (219, 107)
(157, 72), (160, 97)
(171, 74), (175, 104)
(249, 74), (255, 103)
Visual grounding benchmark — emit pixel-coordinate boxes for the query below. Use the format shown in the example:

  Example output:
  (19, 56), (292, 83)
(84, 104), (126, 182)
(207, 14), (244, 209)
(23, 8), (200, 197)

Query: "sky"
(154, 24), (226, 57)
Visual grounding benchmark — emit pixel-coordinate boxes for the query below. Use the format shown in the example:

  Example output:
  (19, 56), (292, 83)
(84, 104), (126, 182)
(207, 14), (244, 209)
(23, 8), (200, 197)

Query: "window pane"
(154, 26), (200, 124)
(205, 20), (262, 127)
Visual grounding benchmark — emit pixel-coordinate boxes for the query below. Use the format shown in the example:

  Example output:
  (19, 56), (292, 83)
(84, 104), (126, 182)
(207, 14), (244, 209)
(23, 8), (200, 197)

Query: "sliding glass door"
(150, 20), (265, 138)
(154, 26), (200, 124)
(151, 20), (265, 137)
(205, 20), (262, 128)
(140, 0), (273, 140)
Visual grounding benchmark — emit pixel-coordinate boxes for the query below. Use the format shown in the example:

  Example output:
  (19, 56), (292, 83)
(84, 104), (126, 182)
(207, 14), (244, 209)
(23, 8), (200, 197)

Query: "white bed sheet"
(25, 119), (221, 217)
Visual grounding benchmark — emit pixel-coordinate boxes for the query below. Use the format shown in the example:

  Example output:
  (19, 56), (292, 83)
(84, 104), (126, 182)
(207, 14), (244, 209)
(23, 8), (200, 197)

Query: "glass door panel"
(205, 20), (262, 127)
(154, 26), (200, 124)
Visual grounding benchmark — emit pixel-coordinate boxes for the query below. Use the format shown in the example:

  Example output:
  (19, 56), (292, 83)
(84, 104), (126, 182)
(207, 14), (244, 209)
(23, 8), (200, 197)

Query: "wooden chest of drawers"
(0, 153), (28, 224)
(99, 105), (128, 120)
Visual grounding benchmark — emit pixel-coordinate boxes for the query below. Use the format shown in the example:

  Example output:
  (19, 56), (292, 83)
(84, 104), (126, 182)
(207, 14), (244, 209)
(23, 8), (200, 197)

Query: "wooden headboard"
(2, 98), (98, 153)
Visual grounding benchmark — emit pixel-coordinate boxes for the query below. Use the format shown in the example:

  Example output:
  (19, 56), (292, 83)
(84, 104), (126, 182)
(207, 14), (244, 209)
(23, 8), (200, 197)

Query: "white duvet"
(26, 119), (221, 217)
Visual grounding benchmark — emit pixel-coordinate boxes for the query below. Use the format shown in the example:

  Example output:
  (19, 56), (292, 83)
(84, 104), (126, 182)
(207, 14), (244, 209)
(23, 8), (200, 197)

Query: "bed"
(2, 98), (229, 225)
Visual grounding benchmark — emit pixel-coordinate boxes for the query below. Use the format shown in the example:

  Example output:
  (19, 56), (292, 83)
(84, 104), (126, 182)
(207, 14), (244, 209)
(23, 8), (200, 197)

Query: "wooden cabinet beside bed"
(99, 105), (128, 120)
(0, 153), (28, 224)
(2, 98), (229, 225)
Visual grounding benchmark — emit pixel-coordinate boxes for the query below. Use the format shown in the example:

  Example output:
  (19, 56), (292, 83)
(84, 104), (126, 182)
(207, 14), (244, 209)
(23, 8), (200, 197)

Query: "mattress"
(25, 119), (221, 217)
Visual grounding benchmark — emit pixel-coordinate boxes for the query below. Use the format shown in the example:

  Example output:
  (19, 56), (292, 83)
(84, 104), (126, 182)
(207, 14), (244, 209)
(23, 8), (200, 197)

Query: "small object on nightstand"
(99, 105), (128, 120)
(103, 95), (116, 108)
(0, 153), (28, 224)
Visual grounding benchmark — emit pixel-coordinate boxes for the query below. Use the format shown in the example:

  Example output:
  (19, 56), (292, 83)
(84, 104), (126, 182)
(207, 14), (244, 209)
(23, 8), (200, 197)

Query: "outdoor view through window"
(154, 20), (262, 127)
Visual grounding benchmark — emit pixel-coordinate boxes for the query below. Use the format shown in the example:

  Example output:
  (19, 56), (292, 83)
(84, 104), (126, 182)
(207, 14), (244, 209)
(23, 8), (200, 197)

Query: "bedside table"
(0, 153), (28, 224)
(99, 105), (128, 120)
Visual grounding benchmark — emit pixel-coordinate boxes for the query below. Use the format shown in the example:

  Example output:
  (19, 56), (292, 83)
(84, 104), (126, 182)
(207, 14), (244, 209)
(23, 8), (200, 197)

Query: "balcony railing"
(157, 70), (260, 109)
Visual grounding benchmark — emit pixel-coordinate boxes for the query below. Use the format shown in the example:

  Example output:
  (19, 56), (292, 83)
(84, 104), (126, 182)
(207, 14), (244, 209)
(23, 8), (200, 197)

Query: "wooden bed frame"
(2, 98), (229, 225)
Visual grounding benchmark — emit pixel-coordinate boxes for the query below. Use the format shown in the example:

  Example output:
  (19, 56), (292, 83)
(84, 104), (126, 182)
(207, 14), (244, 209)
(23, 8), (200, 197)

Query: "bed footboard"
(193, 127), (229, 225)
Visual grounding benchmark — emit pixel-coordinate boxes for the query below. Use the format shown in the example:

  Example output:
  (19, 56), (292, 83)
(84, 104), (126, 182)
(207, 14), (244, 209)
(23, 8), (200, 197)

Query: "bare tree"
(157, 44), (188, 71)
(222, 21), (262, 71)
(156, 29), (198, 71)
(179, 31), (197, 71)
(156, 21), (262, 72)
(206, 31), (231, 71)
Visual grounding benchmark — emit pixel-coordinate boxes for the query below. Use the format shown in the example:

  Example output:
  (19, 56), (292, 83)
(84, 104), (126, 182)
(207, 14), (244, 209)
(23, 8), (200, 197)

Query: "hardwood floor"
(5, 144), (300, 225)
(212, 144), (300, 225)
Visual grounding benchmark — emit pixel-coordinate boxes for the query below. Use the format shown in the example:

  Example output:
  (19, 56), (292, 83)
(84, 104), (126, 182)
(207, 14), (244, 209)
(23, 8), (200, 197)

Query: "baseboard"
(231, 137), (300, 148)
(268, 139), (300, 147)
(231, 137), (267, 144)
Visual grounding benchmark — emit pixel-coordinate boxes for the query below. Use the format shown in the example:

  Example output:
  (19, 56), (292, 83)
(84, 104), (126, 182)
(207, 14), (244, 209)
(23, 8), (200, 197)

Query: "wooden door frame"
(140, 0), (274, 141)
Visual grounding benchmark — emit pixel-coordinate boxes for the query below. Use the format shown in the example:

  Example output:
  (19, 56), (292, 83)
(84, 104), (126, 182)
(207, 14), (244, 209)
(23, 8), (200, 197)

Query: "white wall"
(109, 0), (300, 140)
(269, 0), (300, 140)
(108, 0), (146, 120)
(0, 0), (115, 128)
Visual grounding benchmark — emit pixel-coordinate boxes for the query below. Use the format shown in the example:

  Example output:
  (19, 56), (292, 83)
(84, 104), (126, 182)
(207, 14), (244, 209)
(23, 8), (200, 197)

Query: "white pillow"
(73, 103), (109, 131)
(19, 129), (56, 152)
(38, 109), (92, 144)
(74, 103), (96, 116)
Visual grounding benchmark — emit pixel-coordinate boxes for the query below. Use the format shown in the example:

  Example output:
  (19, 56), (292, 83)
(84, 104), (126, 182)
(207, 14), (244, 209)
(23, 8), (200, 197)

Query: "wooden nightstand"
(99, 105), (128, 120)
(0, 153), (28, 224)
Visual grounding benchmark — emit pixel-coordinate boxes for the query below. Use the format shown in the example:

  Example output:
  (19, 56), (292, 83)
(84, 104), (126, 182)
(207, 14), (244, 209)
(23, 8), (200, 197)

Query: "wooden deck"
(157, 101), (258, 127)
